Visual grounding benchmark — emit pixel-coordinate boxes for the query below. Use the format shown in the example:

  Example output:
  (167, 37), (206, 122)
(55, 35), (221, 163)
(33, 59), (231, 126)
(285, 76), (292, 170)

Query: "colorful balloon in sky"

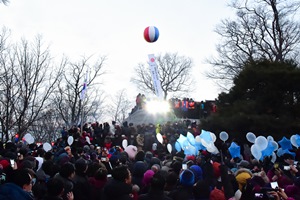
(144, 26), (159, 43)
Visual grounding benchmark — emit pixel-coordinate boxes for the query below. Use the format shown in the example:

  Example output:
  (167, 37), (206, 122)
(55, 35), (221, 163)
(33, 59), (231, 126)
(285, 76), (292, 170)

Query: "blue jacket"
(0, 183), (34, 200)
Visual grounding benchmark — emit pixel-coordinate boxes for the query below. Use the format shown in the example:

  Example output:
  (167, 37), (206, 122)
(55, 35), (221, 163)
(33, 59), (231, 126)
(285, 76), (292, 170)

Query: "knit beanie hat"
(142, 169), (155, 186)
(212, 162), (221, 178)
(179, 169), (195, 187)
(189, 165), (203, 182)
(0, 159), (10, 170)
(236, 171), (252, 190)
(210, 188), (226, 200)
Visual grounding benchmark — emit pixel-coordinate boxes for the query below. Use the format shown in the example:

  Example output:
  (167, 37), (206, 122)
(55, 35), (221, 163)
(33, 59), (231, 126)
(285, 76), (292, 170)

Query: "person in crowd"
(53, 162), (75, 199)
(140, 169), (155, 194)
(131, 161), (147, 190)
(102, 165), (135, 200)
(138, 171), (172, 200)
(72, 158), (91, 200)
(43, 178), (74, 200)
(88, 166), (108, 200)
(0, 169), (35, 200)
(168, 169), (195, 200)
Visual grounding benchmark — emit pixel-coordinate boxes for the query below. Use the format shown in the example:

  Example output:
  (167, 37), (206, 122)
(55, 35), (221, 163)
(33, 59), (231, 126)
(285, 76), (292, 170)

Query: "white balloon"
(27, 136), (35, 144)
(43, 142), (52, 152)
(271, 152), (277, 163)
(67, 136), (74, 146)
(23, 133), (34, 144)
(210, 132), (217, 142)
(271, 141), (279, 151)
(207, 144), (219, 154)
(85, 136), (91, 144)
(23, 133), (31, 140)
(267, 136), (274, 141)
(255, 136), (268, 151)
(122, 139), (128, 149)
(219, 131), (229, 142)
(211, 147), (220, 155)
(246, 132), (256, 143)
(251, 144), (262, 160)
(195, 136), (201, 143)
(167, 144), (172, 154)
(291, 135), (299, 148)
(200, 138), (210, 148)
(156, 133), (163, 144)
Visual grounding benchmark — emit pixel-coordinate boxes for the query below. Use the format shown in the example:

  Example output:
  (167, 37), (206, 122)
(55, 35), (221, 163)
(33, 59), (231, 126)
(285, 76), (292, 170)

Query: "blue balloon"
(187, 132), (196, 146)
(277, 148), (284, 157)
(277, 148), (295, 159)
(200, 130), (212, 143)
(184, 145), (197, 155)
(175, 142), (181, 152)
(228, 142), (240, 158)
(182, 140), (189, 150)
(195, 142), (206, 151)
(177, 134), (189, 150)
(278, 137), (292, 150)
(296, 134), (300, 147)
(261, 141), (275, 159)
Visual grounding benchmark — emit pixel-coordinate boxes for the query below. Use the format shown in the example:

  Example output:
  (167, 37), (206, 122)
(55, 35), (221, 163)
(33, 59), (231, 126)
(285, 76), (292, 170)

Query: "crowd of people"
(0, 119), (299, 200)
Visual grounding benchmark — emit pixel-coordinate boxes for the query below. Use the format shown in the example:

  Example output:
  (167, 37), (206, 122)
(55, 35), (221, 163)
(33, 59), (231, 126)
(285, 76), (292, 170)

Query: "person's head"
(112, 165), (131, 184)
(46, 178), (64, 197)
(150, 171), (166, 190)
(193, 180), (211, 199)
(11, 169), (34, 192)
(189, 165), (203, 182)
(179, 169), (195, 187)
(237, 160), (250, 169)
(44, 151), (54, 161)
(283, 153), (294, 165)
(165, 171), (178, 187)
(59, 162), (75, 179)
(135, 150), (145, 162)
(42, 160), (55, 177)
(75, 158), (88, 175)
(151, 164), (161, 173)
(36, 148), (46, 157)
(18, 148), (28, 160)
(143, 169), (155, 186)
(132, 161), (147, 177)
(64, 146), (72, 155)
(94, 167), (108, 181)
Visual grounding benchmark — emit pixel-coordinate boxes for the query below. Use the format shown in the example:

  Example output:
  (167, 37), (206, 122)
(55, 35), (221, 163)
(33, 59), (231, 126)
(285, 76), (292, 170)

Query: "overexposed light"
(146, 100), (170, 114)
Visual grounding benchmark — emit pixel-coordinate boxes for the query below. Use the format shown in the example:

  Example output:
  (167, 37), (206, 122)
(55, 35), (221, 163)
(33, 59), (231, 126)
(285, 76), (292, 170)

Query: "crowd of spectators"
(0, 120), (299, 200)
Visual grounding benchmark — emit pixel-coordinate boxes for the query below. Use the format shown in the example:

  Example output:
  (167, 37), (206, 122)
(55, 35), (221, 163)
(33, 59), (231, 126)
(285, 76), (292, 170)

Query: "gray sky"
(0, 0), (234, 103)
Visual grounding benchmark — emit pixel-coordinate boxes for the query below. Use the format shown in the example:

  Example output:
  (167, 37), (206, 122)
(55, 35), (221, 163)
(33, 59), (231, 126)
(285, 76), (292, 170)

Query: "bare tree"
(108, 89), (133, 124)
(30, 108), (62, 143)
(131, 52), (195, 99)
(52, 55), (107, 128)
(0, 34), (63, 141)
(206, 0), (300, 89)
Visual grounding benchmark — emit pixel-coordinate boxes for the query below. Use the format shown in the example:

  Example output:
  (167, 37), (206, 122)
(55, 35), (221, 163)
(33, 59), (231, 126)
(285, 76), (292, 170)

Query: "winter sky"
(0, 0), (234, 103)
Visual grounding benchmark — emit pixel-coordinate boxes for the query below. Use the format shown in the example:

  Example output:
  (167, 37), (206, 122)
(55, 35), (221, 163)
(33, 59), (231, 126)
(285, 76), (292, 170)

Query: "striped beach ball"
(144, 26), (159, 43)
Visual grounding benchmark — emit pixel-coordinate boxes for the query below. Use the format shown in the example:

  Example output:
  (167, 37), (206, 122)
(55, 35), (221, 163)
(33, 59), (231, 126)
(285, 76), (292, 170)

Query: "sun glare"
(145, 100), (171, 114)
